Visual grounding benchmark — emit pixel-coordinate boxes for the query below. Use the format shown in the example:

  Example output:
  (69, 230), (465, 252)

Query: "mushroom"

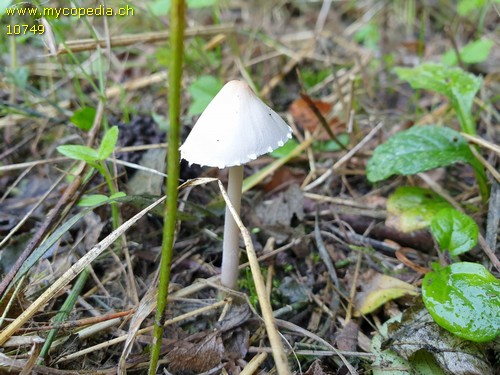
(180, 80), (292, 289)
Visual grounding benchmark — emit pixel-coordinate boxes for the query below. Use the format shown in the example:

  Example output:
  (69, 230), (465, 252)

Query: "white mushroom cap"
(180, 80), (293, 168)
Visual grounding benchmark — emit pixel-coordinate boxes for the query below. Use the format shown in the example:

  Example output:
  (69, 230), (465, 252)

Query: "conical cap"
(180, 80), (292, 168)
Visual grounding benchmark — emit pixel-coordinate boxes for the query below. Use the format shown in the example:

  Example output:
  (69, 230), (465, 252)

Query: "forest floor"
(0, 1), (499, 374)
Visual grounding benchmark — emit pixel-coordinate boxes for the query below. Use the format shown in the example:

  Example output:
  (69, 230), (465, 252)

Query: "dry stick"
(469, 145), (500, 183)
(56, 298), (228, 363)
(217, 180), (290, 375)
(485, 181), (500, 256)
(304, 121), (384, 191)
(0, 157), (68, 173)
(275, 319), (358, 375)
(460, 132), (500, 156)
(240, 352), (269, 375)
(0, 196), (166, 346)
(56, 24), (234, 54)
(16, 309), (134, 333)
(249, 347), (374, 358)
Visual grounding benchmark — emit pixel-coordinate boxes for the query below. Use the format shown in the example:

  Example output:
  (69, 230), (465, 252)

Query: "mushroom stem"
(221, 165), (244, 289)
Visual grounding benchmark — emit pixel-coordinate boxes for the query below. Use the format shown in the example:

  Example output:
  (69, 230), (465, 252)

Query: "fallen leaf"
(335, 320), (359, 351)
(261, 166), (305, 193)
(289, 96), (343, 139)
(166, 332), (224, 374)
(379, 306), (494, 375)
(355, 273), (418, 316)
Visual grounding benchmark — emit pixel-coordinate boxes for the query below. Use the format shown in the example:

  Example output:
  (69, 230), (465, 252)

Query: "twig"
(461, 132), (500, 156)
(275, 319), (358, 374)
(304, 121), (384, 191)
(56, 24), (234, 55)
(56, 298), (228, 363)
(217, 180), (291, 375)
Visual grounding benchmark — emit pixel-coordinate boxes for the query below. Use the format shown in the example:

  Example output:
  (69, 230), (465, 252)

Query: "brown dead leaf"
(261, 166), (305, 193)
(289, 97), (343, 140)
(401, 40), (425, 54)
(335, 320), (359, 351)
(166, 332), (224, 374)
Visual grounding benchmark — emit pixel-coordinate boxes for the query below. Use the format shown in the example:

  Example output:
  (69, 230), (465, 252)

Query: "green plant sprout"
(57, 125), (123, 228)
(367, 185), (498, 342)
(393, 63), (489, 201)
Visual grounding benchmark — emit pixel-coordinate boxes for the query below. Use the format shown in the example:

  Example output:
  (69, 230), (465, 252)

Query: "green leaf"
(442, 39), (494, 66)
(98, 126), (119, 160)
(110, 192), (127, 199)
(188, 75), (223, 116)
(386, 187), (452, 232)
(70, 107), (96, 132)
(422, 262), (500, 342)
(313, 134), (350, 152)
(430, 208), (478, 255)
(270, 139), (299, 158)
(394, 63), (482, 134)
(78, 192), (126, 207)
(354, 23), (380, 49)
(78, 194), (109, 207)
(57, 145), (99, 164)
(367, 125), (473, 182)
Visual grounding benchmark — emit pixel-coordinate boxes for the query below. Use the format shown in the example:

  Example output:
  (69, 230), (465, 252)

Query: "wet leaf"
(355, 273), (418, 315)
(422, 262), (500, 342)
(430, 208), (478, 255)
(386, 187), (452, 232)
(394, 64), (482, 123)
(367, 126), (474, 182)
